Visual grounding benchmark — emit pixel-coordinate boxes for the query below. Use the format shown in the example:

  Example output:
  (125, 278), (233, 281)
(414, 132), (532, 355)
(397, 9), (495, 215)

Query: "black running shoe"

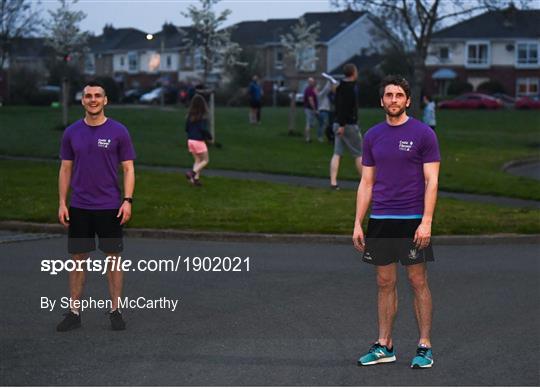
(109, 309), (126, 331)
(56, 311), (81, 332)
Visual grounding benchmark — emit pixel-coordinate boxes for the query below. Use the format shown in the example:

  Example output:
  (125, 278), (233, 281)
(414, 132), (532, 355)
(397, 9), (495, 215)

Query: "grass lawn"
(0, 105), (539, 200)
(1, 160), (539, 235)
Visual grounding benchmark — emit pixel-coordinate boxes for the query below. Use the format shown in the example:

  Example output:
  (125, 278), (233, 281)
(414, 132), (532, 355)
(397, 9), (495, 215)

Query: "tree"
(181, 0), (243, 85)
(331, 0), (527, 116)
(0, 0), (42, 70)
(44, 0), (89, 126)
(280, 17), (320, 73)
(280, 17), (320, 133)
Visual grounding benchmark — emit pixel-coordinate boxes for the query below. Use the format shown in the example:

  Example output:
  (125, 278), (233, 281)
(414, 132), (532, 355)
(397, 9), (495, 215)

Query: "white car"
(139, 87), (162, 104)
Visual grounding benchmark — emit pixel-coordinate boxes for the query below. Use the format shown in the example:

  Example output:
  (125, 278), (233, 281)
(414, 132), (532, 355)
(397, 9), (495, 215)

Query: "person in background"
(422, 95), (436, 131)
(303, 77), (320, 143)
(248, 75), (262, 124)
(318, 80), (333, 143)
(329, 63), (363, 190)
(185, 94), (213, 186)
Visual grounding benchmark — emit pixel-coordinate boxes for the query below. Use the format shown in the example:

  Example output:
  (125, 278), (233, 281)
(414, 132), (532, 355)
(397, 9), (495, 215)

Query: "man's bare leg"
(376, 263), (398, 348)
(407, 262), (432, 347)
(330, 154), (341, 186)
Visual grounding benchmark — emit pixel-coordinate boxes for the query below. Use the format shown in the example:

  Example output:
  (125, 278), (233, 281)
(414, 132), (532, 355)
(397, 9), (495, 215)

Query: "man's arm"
(308, 95), (317, 112)
(58, 160), (73, 226)
(117, 160), (135, 225)
(353, 166), (375, 252)
(414, 162), (440, 249)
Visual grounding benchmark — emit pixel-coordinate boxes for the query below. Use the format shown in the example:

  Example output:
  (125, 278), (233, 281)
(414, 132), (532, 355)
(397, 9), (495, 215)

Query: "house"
(230, 10), (384, 91)
(425, 5), (540, 97)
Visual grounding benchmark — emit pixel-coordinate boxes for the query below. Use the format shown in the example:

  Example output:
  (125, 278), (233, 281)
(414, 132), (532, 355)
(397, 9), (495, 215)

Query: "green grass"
(1, 160), (539, 234)
(0, 105), (539, 199)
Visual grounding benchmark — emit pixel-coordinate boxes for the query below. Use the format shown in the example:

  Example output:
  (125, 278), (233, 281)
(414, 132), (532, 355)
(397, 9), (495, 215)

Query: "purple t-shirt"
(60, 118), (136, 210)
(362, 117), (440, 216)
(303, 86), (318, 110)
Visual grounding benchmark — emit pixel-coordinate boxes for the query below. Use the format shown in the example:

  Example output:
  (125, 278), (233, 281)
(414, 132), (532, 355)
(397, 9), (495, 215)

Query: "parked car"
(438, 93), (503, 109)
(139, 87), (178, 104)
(515, 96), (540, 110)
(122, 88), (147, 103)
(491, 93), (515, 108)
(28, 85), (60, 105)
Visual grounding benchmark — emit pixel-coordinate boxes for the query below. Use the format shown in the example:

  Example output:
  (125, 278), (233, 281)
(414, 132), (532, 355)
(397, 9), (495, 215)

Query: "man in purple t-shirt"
(56, 81), (136, 332)
(353, 75), (440, 369)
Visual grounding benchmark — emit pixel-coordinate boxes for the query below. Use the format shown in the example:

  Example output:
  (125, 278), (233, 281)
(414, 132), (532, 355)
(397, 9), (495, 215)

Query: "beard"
(383, 104), (407, 117)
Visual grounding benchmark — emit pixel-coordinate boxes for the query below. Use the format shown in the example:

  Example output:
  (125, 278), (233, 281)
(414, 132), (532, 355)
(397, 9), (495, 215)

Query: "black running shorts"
(68, 207), (123, 254)
(362, 218), (434, 266)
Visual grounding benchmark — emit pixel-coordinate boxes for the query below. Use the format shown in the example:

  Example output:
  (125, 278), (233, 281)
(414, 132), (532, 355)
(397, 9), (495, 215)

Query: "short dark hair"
(343, 63), (357, 77)
(84, 80), (107, 95)
(379, 75), (410, 99)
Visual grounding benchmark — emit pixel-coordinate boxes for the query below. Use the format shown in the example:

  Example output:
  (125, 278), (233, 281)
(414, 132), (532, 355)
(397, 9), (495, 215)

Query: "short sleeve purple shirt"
(60, 118), (136, 210)
(303, 86), (318, 110)
(362, 117), (440, 216)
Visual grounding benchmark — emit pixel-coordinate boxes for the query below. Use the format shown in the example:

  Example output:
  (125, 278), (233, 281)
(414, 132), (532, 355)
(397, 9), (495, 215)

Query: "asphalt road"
(1, 235), (538, 386)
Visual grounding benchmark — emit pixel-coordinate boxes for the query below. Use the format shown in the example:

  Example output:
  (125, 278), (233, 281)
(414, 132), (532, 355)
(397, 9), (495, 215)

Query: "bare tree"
(331, 0), (526, 115)
(44, 0), (89, 126)
(0, 0), (42, 70)
(280, 17), (320, 133)
(181, 0), (243, 85)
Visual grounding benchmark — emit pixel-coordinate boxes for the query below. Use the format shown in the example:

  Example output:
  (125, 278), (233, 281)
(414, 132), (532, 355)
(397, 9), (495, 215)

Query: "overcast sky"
(40, 0), (337, 35)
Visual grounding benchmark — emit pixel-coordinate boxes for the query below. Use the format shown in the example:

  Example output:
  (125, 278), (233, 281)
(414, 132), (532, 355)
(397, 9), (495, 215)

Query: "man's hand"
(117, 201), (132, 225)
(337, 126), (345, 137)
(352, 222), (365, 252)
(414, 222), (431, 249)
(58, 204), (70, 227)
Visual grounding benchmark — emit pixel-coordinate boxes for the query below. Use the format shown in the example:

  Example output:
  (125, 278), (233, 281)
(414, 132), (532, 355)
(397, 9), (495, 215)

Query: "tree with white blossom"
(44, 0), (89, 126)
(181, 0), (243, 85)
(280, 17), (320, 73)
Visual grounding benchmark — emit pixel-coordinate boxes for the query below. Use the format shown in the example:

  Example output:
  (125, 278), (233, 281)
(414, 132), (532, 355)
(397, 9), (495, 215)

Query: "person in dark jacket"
(248, 75), (262, 124)
(185, 94), (212, 186)
(329, 63), (363, 190)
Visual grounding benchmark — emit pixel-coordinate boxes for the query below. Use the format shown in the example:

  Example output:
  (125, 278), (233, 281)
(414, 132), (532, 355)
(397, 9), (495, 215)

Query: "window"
(128, 52), (138, 71)
(516, 42), (538, 66)
(298, 46), (316, 72)
(466, 42), (489, 67)
(275, 48), (284, 69)
(184, 53), (192, 68)
(516, 78), (539, 96)
(194, 49), (203, 70)
(84, 54), (95, 74)
(120, 56), (125, 67)
(439, 47), (449, 61)
(166, 55), (172, 69)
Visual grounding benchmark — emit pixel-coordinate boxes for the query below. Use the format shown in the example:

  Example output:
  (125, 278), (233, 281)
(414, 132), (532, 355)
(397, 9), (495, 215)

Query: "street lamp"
(146, 33), (165, 107)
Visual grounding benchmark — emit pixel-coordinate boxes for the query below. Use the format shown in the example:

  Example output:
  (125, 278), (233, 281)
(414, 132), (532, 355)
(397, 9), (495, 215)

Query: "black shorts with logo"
(362, 218), (434, 266)
(68, 207), (123, 254)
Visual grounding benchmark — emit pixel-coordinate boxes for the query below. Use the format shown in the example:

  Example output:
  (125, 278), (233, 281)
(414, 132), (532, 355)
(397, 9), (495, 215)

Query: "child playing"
(185, 94), (212, 186)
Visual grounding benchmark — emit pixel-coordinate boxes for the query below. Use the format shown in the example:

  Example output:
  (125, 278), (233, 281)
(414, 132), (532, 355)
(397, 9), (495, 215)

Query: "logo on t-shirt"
(97, 138), (111, 148)
(399, 140), (413, 152)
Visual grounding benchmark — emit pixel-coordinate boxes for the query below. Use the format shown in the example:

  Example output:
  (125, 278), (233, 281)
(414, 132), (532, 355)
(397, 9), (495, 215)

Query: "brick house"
(425, 5), (540, 97)
(230, 10), (383, 92)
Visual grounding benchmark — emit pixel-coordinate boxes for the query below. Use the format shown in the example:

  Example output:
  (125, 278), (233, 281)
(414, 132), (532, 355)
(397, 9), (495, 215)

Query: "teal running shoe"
(411, 346), (433, 369)
(357, 342), (396, 366)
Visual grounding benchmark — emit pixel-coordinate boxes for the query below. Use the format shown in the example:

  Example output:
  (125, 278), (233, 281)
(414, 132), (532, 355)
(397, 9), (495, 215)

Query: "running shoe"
(357, 342), (396, 366)
(411, 346), (433, 369)
(194, 179), (202, 187)
(185, 170), (195, 184)
(56, 311), (81, 332)
(109, 309), (126, 331)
